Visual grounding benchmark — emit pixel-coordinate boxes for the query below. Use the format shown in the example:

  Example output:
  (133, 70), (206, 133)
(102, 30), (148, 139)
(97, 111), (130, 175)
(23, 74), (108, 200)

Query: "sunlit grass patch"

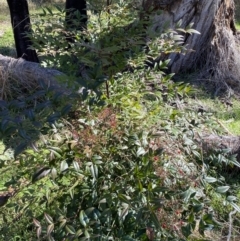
(0, 27), (16, 57)
(224, 119), (240, 135)
(198, 98), (240, 134)
(0, 29), (15, 54)
(236, 21), (240, 30)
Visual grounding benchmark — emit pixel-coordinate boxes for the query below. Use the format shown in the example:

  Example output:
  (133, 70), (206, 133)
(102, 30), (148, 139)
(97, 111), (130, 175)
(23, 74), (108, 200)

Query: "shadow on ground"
(0, 46), (16, 57)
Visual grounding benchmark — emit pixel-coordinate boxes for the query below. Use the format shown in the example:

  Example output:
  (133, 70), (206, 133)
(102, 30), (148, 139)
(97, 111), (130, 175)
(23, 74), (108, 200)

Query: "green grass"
(225, 119), (240, 134)
(214, 100), (240, 134)
(236, 1), (240, 28)
(188, 91), (240, 135)
(0, 26), (16, 57)
(236, 21), (240, 30)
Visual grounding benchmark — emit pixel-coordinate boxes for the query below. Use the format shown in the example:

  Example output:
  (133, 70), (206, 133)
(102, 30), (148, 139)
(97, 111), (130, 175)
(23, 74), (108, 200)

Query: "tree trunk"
(65, 0), (87, 31)
(7, 0), (39, 63)
(148, 0), (240, 95)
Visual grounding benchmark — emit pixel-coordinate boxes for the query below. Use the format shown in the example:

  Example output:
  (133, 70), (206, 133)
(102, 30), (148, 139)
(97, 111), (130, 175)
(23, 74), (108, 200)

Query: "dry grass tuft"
(0, 0), (9, 16)
(0, 67), (9, 100)
(0, 66), (38, 101)
(0, 55), (71, 101)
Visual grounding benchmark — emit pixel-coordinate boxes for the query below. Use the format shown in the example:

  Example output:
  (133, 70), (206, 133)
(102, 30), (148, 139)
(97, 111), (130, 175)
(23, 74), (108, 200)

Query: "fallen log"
(199, 134), (240, 162)
(0, 54), (71, 98)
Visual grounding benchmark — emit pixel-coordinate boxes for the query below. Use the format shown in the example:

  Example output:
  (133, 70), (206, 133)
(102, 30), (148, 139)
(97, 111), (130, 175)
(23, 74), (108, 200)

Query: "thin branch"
(227, 209), (237, 241)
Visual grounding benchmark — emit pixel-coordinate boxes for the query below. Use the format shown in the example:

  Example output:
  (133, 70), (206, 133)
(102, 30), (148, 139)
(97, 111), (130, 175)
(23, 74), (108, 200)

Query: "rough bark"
(0, 54), (70, 96)
(147, 0), (240, 95)
(6, 0), (39, 63)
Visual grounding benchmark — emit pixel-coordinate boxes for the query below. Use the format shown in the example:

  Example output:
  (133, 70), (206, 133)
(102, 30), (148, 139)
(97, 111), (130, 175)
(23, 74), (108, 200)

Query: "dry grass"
(0, 0), (9, 17)
(0, 67), (9, 100)
(0, 55), (69, 101)
(0, 65), (35, 101)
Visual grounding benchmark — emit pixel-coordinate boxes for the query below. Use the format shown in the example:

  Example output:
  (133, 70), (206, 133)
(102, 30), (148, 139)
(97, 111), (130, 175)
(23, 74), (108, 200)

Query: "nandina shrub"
(0, 70), (223, 241)
(2, 1), (238, 241)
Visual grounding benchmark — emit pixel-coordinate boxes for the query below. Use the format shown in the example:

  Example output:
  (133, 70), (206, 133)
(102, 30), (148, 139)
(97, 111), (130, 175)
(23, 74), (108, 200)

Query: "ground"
(1, 1), (240, 240)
